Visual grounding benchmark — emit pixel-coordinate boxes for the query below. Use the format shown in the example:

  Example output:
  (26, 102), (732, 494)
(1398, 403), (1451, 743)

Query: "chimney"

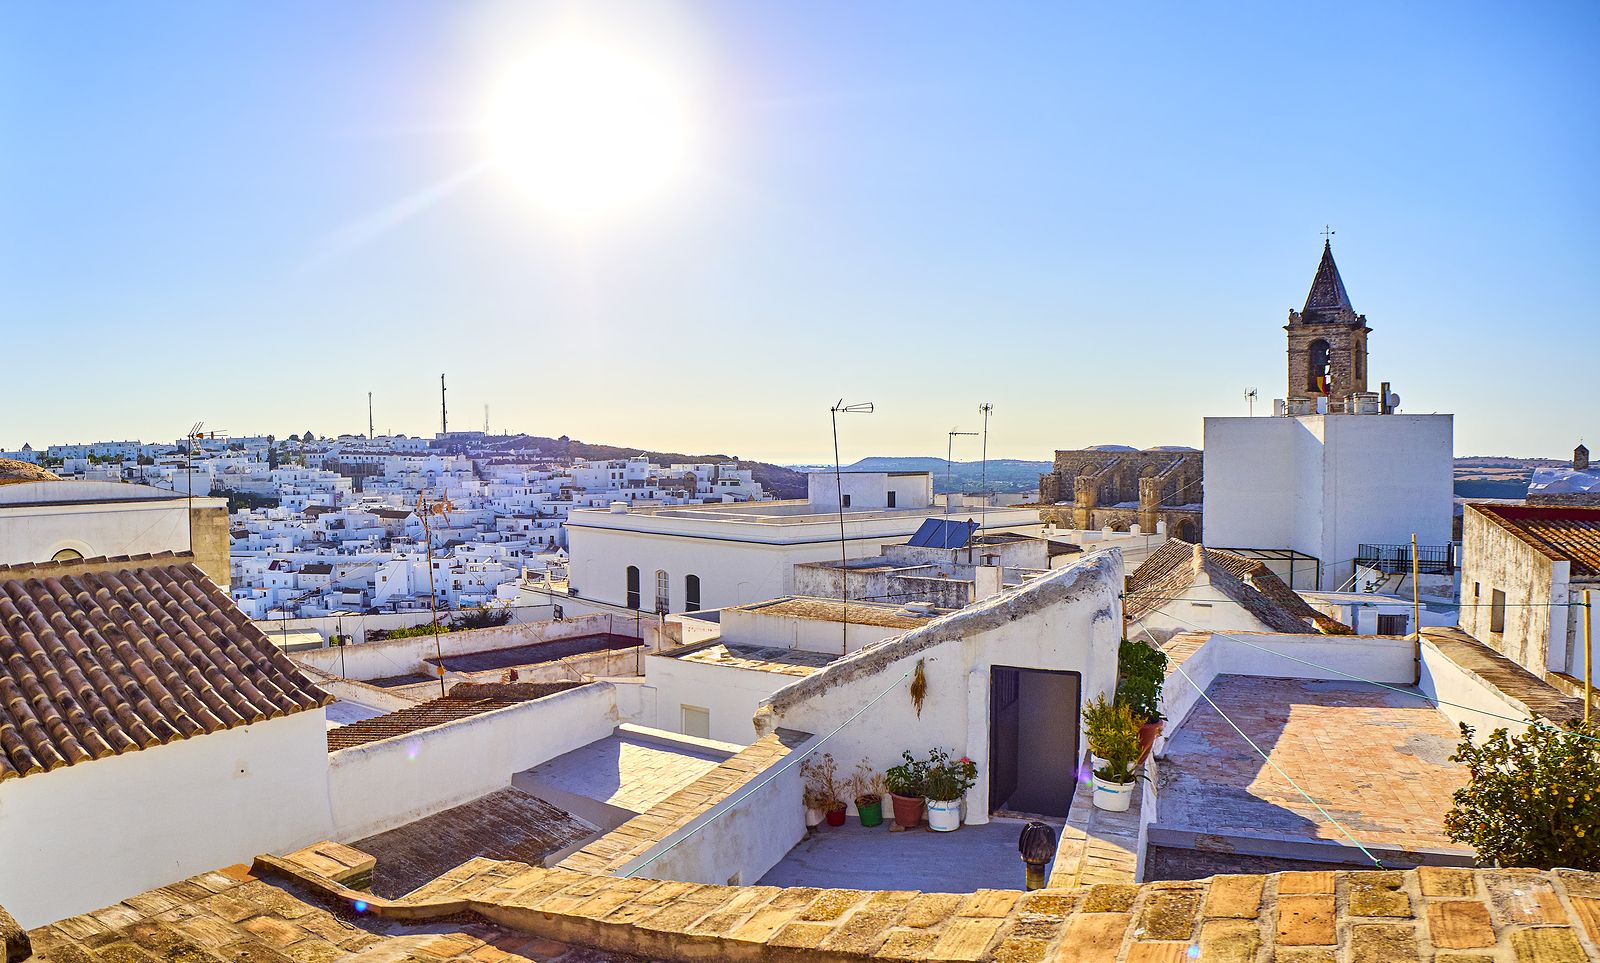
(1577, 444), (1591, 472)
(975, 564), (1004, 600)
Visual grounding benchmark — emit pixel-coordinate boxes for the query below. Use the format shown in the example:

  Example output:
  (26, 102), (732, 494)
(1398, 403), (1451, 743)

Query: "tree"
(1445, 719), (1600, 870)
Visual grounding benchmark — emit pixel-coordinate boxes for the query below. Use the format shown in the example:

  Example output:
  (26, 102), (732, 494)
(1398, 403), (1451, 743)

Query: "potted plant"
(799, 755), (829, 827)
(923, 748), (978, 832)
(851, 761), (886, 828)
(885, 750), (929, 828)
(1083, 695), (1144, 812)
(1116, 638), (1168, 763)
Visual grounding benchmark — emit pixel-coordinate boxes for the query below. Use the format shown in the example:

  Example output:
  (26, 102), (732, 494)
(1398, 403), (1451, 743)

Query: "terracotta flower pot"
(889, 793), (925, 829)
(1137, 720), (1165, 764)
(825, 803), (847, 827)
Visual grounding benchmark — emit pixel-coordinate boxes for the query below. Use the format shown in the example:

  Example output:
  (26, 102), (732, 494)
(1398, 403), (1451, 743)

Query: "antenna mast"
(440, 375), (448, 435)
(368, 392), (374, 439)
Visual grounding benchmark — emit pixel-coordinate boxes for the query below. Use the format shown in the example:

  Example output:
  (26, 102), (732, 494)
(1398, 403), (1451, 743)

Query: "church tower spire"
(1285, 238), (1370, 411)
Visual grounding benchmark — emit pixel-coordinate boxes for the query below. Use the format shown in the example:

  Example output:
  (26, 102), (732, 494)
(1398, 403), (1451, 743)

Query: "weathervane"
(1320, 225), (1336, 244)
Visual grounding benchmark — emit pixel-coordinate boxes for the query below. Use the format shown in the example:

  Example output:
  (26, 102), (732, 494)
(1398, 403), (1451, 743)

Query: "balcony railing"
(1356, 542), (1455, 576)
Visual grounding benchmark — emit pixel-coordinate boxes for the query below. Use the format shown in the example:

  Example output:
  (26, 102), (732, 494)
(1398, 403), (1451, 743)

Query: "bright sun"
(485, 33), (695, 223)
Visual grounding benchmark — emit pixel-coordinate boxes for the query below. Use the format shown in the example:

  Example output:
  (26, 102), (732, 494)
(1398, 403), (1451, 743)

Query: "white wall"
(0, 480), (221, 565)
(1418, 638), (1546, 744)
(0, 710), (333, 929)
(754, 552), (1124, 825)
(1458, 506), (1574, 678)
(327, 682), (619, 840)
(610, 734), (820, 887)
(1203, 414), (1453, 590)
(642, 655), (797, 745)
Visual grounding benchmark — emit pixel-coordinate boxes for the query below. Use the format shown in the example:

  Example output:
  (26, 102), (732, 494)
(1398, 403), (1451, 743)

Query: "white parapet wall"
(327, 682), (621, 840)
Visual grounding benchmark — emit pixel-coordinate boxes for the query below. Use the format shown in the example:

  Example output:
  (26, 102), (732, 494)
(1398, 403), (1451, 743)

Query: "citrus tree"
(1444, 719), (1600, 870)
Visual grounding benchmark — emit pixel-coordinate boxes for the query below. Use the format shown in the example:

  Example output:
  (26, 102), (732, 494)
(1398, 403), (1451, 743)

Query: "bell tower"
(1285, 239), (1370, 411)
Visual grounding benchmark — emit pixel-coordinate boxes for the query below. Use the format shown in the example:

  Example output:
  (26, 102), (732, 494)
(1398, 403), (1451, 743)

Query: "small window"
(681, 705), (710, 739)
(655, 569), (669, 614)
(685, 574), (701, 612)
(625, 565), (640, 610)
(1377, 614), (1409, 636)
(842, 494), (852, 508)
(886, 490), (896, 508)
(1490, 589), (1506, 634)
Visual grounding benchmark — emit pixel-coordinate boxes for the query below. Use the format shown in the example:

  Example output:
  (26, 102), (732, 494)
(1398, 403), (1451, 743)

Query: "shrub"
(1444, 719), (1600, 870)
(923, 748), (978, 801)
(1115, 638), (1168, 722)
(800, 752), (843, 809)
(1083, 694), (1143, 784)
(885, 750), (929, 797)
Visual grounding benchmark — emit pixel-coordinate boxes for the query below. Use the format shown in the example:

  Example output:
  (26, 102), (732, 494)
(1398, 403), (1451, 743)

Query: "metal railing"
(1355, 542), (1455, 576)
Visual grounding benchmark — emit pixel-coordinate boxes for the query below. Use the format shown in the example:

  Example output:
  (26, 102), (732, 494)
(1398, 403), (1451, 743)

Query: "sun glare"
(485, 32), (695, 223)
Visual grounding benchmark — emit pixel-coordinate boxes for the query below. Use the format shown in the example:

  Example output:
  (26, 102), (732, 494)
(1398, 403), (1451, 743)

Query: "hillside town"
(4, 241), (1600, 962)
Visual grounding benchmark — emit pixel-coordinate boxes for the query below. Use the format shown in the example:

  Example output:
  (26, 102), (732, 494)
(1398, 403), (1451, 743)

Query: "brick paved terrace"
(1149, 675), (1473, 877)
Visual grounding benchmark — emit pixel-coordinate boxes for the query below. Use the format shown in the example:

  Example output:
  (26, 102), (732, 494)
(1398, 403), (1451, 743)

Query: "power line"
(1138, 618), (1386, 870)
(1147, 609), (1600, 745)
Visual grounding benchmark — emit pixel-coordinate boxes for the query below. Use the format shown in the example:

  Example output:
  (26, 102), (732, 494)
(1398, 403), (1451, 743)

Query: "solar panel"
(907, 518), (977, 549)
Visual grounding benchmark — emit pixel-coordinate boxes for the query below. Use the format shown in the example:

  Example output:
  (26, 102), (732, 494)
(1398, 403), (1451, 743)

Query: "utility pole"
(831, 400), (873, 654)
(1411, 533), (1421, 641)
(368, 392), (374, 439)
(978, 403), (993, 535)
(1585, 589), (1593, 727)
(947, 430), (976, 518)
(440, 374), (448, 435)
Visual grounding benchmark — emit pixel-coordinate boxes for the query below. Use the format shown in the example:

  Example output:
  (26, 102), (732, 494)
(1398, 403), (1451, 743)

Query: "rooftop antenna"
(946, 429), (977, 517)
(368, 392), (374, 439)
(484, 404), (490, 435)
(440, 374), (448, 435)
(185, 421), (203, 555)
(831, 399), (874, 654)
(978, 403), (994, 535)
(1245, 388), (1258, 416)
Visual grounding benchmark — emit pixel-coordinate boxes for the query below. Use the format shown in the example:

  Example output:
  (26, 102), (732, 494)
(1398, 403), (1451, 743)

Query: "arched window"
(51, 548), (83, 562)
(625, 566), (640, 609)
(655, 570), (670, 614)
(685, 574), (701, 612)
(1307, 339), (1331, 392)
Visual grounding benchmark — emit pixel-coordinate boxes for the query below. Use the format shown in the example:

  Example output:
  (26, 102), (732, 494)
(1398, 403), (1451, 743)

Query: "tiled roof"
(326, 681), (585, 751)
(1468, 502), (1600, 577)
(1126, 540), (1341, 633)
(735, 596), (936, 630)
(0, 560), (332, 782)
(671, 641), (837, 676)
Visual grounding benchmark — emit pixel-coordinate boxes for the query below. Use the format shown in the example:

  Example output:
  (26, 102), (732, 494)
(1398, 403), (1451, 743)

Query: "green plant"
(923, 748), (979, 801)
(1444, 720), (1600, 870)
(885, 750), (929, 797)
(1115, 638), (1168, 723)
(1082, 694), (1142, 784)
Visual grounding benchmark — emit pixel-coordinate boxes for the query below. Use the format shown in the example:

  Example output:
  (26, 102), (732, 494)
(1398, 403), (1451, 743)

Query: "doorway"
(989, 666), (1080, 817)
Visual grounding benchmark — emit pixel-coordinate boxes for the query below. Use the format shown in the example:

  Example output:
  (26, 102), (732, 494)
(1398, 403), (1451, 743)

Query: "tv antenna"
(1245, 388), (1258, 416)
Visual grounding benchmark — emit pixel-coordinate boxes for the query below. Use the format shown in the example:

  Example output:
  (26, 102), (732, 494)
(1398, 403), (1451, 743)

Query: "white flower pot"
(1092, 776), (1134, 812)
(805, 806), (824, 828)
(926, 798), (962, 832)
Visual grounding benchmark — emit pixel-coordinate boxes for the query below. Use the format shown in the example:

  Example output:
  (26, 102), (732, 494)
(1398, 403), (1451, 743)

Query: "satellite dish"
(1388, 393), (1401, 410)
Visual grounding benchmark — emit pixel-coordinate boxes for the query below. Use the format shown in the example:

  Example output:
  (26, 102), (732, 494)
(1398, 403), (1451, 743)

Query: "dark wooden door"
(989, 667), (1020, 811)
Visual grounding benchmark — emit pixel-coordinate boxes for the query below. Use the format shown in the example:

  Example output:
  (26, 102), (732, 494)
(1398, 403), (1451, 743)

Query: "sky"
(3, 1), (1596, 465)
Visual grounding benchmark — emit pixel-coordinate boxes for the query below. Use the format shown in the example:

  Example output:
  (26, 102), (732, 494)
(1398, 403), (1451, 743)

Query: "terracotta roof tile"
(1126, 540), (1342, 633)
(0, 560), (332, 782)
(1469, 502), (1600, 577)
(326, 681), (586, 751)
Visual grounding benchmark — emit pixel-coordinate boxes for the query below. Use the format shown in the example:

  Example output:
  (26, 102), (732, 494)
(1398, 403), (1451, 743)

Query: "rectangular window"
(1377, 613), (1409, 636)
(681, 705), (710, 740)
(886, 491), (896, 508)
(842, 494), (851, 508)
(1490, 588), (1506, 634)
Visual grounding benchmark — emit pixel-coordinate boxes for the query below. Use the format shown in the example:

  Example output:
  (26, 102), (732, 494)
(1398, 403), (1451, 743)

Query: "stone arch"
(1307, 339), (1331, 391)
(1173, 518), (1199, 543)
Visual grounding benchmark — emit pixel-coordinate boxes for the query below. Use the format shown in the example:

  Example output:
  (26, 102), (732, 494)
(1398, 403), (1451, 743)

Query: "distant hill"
(479, 435), (809, 499)
(825, 456), (1051, 494)
(1453, 455), (1566, 500)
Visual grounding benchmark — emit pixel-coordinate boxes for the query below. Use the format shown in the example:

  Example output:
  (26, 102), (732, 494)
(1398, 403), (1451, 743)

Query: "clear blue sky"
(3, 1), (1595, 463)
